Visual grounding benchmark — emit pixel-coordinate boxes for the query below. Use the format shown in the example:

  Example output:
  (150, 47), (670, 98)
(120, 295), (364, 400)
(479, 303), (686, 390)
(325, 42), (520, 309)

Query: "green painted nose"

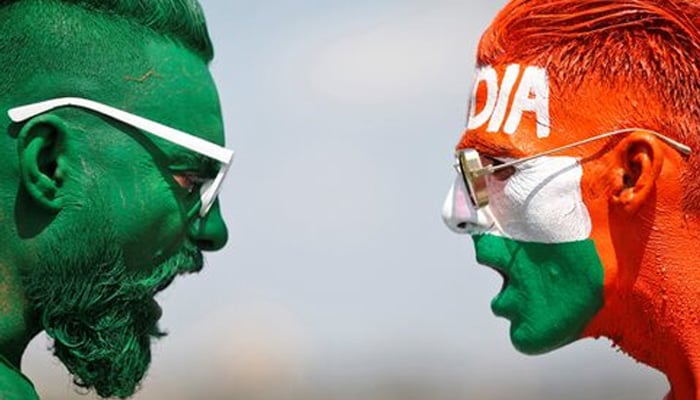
(189, 201), (228, 251)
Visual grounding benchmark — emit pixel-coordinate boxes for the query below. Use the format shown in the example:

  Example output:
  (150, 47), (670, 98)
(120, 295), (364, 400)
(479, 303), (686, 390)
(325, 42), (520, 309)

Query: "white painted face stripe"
(442, 156), (592, 244)
(486, 156), (591, 243)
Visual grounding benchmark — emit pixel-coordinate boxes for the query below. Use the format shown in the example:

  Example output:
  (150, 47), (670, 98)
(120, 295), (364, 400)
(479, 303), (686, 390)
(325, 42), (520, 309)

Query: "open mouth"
(483, 264), (510, 293)
(497, 268), (510, 292)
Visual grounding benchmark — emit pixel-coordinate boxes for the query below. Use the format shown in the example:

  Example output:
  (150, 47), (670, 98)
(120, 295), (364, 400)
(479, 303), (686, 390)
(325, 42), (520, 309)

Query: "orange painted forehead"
(456, 63), (617, 158)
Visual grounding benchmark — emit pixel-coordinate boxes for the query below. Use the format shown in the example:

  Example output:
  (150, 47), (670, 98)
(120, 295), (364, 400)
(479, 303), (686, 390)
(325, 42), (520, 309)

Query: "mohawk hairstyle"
(478, 0), (700, 209)
(0, 0), (214, 61)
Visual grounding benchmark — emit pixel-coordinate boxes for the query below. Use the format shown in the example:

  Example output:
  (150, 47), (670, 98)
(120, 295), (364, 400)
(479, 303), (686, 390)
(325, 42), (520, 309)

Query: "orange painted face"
(443, 62), (691, 353)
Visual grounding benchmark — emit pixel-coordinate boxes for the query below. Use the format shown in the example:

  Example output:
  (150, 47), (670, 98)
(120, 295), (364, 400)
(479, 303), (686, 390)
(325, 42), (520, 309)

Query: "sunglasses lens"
(458, 150), (489, 208)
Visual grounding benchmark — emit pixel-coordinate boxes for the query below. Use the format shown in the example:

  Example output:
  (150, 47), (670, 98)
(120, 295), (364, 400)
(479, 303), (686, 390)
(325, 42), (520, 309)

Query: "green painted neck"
(0, 252), (41, 369)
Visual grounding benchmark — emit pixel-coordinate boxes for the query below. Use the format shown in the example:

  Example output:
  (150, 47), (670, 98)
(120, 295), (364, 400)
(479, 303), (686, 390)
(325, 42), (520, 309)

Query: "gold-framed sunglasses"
(455, 128), (692, 209)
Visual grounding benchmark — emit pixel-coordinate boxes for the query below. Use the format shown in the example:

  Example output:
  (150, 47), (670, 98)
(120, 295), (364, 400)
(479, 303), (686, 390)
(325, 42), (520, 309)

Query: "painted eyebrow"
(459, 137), (523, 159)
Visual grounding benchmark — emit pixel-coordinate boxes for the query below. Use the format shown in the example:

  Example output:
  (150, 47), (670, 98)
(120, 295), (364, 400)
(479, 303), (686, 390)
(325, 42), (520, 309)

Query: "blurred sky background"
(22, 1), (669, 399)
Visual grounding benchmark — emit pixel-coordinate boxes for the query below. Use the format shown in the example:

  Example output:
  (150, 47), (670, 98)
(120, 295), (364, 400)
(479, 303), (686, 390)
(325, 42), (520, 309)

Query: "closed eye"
(482, 156), (516, 181)
(173, 172), (209, 193)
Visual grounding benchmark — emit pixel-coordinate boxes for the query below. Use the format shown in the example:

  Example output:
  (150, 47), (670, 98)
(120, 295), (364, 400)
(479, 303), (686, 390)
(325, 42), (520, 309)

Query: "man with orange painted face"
(443, 1), (700, 399)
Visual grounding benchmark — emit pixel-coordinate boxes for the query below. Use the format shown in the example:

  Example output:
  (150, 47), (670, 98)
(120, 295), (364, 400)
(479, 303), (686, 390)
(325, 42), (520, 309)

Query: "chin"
(510, 322), (578, 355)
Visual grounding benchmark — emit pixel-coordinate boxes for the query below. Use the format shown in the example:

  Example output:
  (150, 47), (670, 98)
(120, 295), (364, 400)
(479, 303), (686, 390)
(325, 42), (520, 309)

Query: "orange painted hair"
(478, 0), (700, 208)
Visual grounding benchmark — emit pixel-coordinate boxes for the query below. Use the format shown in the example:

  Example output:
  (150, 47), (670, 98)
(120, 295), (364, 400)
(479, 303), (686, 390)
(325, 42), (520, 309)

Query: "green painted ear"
(17, 115), (69, 211)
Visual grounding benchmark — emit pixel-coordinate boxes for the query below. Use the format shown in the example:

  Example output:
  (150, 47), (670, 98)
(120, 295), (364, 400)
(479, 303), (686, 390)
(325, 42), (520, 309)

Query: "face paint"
(487, 157), (591, 242)
(468, 64), (550, 138)
(23, 193), (203, 398)
(9, 36), (227, 398)
(443, 155), (604, 354)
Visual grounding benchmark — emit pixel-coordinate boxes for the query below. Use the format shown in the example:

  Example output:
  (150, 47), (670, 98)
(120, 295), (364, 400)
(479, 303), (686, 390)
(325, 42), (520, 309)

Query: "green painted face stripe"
(473, 234), (604, 355)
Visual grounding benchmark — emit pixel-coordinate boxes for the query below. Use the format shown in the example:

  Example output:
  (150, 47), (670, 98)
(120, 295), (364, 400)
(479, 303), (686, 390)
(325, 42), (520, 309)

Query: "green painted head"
(0, 0), (229, 398)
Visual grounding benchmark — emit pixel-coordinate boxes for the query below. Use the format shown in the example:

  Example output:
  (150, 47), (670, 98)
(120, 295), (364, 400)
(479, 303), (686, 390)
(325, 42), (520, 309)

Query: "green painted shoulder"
(0, 362), (40, 400)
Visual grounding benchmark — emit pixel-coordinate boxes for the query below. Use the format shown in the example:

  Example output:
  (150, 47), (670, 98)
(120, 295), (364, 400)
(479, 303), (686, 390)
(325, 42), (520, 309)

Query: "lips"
(496, 267), (510, 292)
(485, 263), (518, 320)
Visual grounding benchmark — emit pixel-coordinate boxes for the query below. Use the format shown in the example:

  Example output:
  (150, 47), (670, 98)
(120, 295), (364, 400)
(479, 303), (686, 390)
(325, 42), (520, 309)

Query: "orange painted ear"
(610, 131), (665, 214)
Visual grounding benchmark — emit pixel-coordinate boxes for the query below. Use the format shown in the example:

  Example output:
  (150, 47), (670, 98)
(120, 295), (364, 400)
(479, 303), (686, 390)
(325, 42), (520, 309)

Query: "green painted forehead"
(0, 0), (222, 131)
(134, 40), (225, 147)
(35, 38), (226, 161)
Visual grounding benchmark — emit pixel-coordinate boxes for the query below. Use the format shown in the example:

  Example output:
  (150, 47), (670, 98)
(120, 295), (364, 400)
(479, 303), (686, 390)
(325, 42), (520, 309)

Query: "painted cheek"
(475, 235), (604, 354)
(487, 157), (592, 243)
(118, 174), (186, 267)
(578, 159), (619, 292)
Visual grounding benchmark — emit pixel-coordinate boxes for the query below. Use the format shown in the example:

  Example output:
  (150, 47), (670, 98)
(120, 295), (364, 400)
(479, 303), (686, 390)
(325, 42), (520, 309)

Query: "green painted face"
(473, 235), (604, 355)
(0, 1), (227, 398)
(13, 38), (229, 398)
(87, 40), (229, 267)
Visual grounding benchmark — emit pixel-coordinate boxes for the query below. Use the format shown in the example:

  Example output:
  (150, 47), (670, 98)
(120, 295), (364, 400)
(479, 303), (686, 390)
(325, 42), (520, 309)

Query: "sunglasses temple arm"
(198, 159), (233, 217)
(656, 135), (693, 156)
(475, 128), (692, 177)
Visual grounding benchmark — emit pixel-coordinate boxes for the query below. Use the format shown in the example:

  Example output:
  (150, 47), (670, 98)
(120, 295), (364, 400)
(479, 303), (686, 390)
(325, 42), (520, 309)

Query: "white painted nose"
(442, 175), (494, 234)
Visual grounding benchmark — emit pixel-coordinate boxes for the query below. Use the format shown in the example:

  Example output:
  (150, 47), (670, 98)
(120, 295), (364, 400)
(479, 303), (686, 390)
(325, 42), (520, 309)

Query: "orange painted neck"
(584, 210), (700, 400)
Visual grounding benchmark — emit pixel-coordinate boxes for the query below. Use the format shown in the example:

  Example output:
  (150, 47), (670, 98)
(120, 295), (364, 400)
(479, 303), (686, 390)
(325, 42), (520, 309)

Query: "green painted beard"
(472, 234), (604, 355)
(22, 209), (202, 398)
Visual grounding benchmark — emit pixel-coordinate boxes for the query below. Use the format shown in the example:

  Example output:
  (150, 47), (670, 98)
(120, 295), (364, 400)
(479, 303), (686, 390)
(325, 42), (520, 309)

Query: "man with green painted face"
(0, 1), (232, 398)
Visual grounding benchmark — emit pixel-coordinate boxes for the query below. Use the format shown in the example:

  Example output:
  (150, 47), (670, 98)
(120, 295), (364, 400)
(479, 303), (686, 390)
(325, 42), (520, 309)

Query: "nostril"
(188, 218), (229, 252)
(450, 221), (495, 235)
(195, 239), (216, 251)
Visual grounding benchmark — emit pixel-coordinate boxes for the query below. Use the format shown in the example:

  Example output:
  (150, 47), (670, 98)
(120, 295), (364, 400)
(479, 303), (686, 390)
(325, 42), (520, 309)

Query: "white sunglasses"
(8, 97), (234, 217)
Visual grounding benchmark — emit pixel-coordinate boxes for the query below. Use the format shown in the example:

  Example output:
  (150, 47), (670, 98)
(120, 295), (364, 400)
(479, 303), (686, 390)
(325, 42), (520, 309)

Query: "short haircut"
(0, 0), (215, 107)
(478, 0), (700, 208)
(0, 0), (214, 61)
